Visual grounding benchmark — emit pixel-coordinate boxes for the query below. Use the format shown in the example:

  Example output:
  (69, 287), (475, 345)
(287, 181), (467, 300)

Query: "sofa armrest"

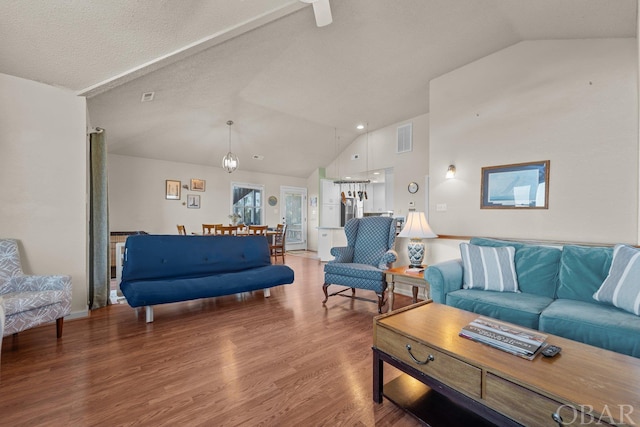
(8, 274), (72, 295)
(330, 246), (354, 263)
(378, 250), (398, 269)
(425, 259), (464, 303)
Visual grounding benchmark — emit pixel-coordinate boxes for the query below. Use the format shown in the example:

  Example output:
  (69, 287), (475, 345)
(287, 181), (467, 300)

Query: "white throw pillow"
(460, 243), (519, 292)
(593, 244), (640, 316)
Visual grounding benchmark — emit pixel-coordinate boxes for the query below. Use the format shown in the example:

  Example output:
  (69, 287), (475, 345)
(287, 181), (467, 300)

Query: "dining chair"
(270, 224), (287, 263)
(202, 223), (221, 235)
(177, 225), (187, 235)
(218, 225), (237, 235)
(249, 225), (268, 235)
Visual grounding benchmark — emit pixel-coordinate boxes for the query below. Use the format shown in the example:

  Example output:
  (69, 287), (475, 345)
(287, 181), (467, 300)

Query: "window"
(231, 183), (264, 225)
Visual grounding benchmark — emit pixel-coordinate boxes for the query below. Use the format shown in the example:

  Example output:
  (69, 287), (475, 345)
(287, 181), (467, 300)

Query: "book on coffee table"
(460, 316), (548, 360)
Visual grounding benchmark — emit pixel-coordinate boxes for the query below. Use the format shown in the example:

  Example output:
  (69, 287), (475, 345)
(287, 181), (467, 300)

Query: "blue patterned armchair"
(0, 239), (72, 338)
(322, 217), (397, 313)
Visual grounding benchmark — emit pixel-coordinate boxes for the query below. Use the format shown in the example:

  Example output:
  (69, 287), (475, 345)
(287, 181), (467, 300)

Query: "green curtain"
(89, 129), (110, 309)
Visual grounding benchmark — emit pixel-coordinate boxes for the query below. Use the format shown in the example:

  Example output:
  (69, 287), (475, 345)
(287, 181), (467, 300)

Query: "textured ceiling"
(1, 0), (636, 178)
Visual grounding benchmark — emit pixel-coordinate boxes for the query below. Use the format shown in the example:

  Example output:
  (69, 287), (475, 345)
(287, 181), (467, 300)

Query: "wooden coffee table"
(373, 301), (640, 426)
(384, 265), (428, 313)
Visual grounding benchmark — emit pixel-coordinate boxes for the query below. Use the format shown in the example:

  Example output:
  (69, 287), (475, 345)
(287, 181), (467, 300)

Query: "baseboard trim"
(66, 309), (89, 320)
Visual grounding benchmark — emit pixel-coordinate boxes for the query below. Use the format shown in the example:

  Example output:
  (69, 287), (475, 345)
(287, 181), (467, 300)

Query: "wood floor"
(1, 253), (423, 426)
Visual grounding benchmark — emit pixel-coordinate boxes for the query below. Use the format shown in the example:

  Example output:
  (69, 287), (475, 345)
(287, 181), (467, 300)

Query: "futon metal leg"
(264, 288), (271, 298)
(145, 306), (154, 323)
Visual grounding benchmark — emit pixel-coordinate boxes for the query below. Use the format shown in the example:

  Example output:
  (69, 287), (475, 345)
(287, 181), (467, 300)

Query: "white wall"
(429, 39), (638, 250)
(0, 73), (88, 316)
(108, 154), (307, 234)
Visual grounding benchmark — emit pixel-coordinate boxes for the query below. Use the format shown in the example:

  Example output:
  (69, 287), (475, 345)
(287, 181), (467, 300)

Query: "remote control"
(542, 345), (562, 357)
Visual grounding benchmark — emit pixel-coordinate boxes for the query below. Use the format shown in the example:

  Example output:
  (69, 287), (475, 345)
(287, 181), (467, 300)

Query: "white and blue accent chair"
(0, 239), (72, 338)
(322, 217), (397, 313)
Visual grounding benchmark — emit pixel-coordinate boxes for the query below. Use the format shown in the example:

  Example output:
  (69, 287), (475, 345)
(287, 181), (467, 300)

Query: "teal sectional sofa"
(425, 237), (640, 358)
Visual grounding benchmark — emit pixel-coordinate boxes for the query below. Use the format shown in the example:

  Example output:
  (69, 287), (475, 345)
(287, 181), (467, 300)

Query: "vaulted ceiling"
(1, 0), (636, 178)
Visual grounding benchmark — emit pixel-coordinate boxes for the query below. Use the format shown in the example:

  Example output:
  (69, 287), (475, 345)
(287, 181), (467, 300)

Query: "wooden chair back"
(202, 223), (222, 235)
(217, 225), (237, 235)
(270, 224), (287, 263)
(248, 225), (268, 235)
(177, 225), (187, 235)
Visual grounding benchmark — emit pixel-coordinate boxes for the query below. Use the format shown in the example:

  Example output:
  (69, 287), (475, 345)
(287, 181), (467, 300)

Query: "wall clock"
(408, 182), (419, 194)
(268, 196), (278, 206)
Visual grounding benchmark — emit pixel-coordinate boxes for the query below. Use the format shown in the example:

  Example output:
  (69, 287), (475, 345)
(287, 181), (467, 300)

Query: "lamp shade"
(398, 212), (437, 239)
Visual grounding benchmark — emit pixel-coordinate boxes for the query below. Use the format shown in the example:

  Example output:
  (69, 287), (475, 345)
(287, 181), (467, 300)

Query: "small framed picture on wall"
(190, 178), (206, 192)
(187, 194), (201, 209)
(166, 180), (181, 200)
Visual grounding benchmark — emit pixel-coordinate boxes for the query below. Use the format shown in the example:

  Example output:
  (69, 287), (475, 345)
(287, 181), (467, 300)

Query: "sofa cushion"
(593, 244), (640, 315)
(557, 245), (613, 303)
(120, 264), (294, 307)
(2, 290), (67, 316)
(460, 243), (519, 292)
(324, 262), (384, 280)
(123, 235), (272, 282)
(469, 237), (560, 298)
(446, 289), (553, 329)
(540, 299), (640, 357)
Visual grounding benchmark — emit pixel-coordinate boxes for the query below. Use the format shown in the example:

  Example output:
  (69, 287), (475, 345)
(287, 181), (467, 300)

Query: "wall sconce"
(446, 165), (456, 179)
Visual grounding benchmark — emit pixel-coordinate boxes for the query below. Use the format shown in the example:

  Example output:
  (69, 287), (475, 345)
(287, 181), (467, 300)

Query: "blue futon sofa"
(120, 234), (294, 322)
(425, 237), (640, 358)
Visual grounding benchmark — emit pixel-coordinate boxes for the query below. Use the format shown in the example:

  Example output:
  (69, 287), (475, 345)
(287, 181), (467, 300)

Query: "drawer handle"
(551, 412), (564, 426)
(406, 344), (435, 365)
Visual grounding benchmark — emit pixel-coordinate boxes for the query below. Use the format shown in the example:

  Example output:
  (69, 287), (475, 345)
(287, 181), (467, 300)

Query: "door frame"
(280, 186), (307, 251)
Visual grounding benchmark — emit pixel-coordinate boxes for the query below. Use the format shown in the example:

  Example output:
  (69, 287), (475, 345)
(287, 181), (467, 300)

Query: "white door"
(280, 186), (307, 251)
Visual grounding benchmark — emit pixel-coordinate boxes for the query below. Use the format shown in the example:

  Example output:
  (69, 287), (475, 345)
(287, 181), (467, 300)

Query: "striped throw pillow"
(593, 244), (640, 315)
(460, 243), (520, 292)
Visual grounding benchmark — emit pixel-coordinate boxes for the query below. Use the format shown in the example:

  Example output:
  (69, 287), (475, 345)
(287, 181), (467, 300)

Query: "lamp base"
(407, 240), (425, 269)
(408, 264), (424, 269)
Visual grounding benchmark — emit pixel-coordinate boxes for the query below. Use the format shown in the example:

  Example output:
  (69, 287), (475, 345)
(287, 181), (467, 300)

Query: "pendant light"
(222, 120), (239, 173)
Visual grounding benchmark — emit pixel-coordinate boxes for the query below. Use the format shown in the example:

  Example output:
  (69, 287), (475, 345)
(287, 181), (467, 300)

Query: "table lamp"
(397, 211), (438, 268)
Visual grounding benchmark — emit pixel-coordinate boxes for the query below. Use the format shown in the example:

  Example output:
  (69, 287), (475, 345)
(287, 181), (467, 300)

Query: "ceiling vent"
(140, 92), (155, 102)
(397, 123), (413, 153)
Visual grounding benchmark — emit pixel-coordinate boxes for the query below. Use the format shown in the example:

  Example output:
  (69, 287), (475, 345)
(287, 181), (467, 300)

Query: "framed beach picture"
(165, 180), (181, 200)
(481, 160), (549, 209)
(187, 194), (201, 209)
(190, 178), (206, 192)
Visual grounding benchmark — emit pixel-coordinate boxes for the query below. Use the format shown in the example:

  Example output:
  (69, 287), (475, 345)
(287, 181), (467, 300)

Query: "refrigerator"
(341, 197), (363, 226)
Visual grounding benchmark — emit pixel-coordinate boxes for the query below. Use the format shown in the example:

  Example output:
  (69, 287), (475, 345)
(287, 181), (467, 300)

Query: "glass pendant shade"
(222, 120), (238, 173)
(222, 152), (239, 173)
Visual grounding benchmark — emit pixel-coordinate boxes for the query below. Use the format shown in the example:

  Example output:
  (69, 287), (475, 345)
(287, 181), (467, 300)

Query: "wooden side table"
(384, 265), (429, 312)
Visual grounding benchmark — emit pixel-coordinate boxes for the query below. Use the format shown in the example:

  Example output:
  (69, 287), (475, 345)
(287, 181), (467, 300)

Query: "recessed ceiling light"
(356, 124), (365, 130)
(373, 172), (380, 175)
(345, 176), (352, 179)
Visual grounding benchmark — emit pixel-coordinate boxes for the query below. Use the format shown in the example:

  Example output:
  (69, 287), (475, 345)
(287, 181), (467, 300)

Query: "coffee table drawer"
(376, 326), (481, 399)
(485, 373), (614, 426)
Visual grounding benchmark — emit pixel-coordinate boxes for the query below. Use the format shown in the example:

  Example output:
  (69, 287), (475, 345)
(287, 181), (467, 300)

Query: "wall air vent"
(141, 92), (155, 102)
(397, 123), (412, 153)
